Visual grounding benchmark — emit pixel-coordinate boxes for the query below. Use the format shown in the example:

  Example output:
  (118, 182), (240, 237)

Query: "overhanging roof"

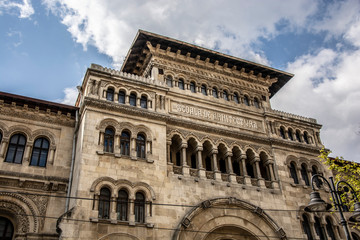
(121, 30), (294, 97)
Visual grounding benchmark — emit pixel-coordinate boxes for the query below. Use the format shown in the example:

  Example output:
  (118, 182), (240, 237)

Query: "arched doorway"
(0, 216), (14, 240)
(204, 225), (257, 240)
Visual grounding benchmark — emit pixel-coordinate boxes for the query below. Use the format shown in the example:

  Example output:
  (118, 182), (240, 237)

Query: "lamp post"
(304, 174), (360, 240)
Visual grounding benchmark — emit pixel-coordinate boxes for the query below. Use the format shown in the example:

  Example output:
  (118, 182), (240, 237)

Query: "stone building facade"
(1, 30), (359, 239)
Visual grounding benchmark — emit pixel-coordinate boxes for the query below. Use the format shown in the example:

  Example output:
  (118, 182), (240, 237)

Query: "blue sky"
(1, 0), (360, 161)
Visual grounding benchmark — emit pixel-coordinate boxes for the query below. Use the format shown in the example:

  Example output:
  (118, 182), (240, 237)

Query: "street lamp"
(304, 174), (360, 240)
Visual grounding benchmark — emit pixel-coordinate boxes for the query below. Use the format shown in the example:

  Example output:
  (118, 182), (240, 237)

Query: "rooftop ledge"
(266, 108), (317, 124)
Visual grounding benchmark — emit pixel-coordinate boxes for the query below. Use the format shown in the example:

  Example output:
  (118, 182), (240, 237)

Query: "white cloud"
(0, 0), (34, 18)
(55, 87), (78, 105)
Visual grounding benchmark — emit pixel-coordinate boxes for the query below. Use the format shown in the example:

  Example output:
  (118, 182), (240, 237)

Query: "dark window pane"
(14, 147), (24, 163)
(129, 94), (136, 106)
(234, 93), (239, 104)
(223, 91), (229, 101)
(166, 76), (173, 87)
(244, 96), (250, 106)
(5, 146), (16, 163)
(106, 88), (114, 101)
(201, 85), (207, 95)
(213, 88), (218, 98)
(178, 79), (184, 90)
(290, 162), (299, 184)
(190, 82), (196, 93)
(140, 96), (147, 109)
(135, 192), (145, 223)
(118, 91), (125, 104)
(254, 98), (260, 108)
(301, 165), (310, 186)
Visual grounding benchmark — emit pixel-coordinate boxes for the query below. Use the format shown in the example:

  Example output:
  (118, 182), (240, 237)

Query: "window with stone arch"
(134, 191), (145, 223)
(301, 163), (310, 186)
(117, 189), (129, 221)
(106, 87), (114, 101)
(166, 75), (173, 87)
(140, 95), (147, 109)
(129, 92), (137, 106)
(223, 90), (229, 101)
(98, 187), (111, 219)
(314, 216), (326, 240)
(118, 90), (126, 104)
(301, 213), (314, 240)
(254, 97), (260, 108)
(233, 92), (240, 104)
(279, 127), (286, 139)
(259, 152), (271, 181)
(5, 133), (26, 164)
(0, 216), (14, 240)
(136, 133), (146, 159)
(212, 87), (218, 98)
(178, 78), (184, 90)
(30, 137), (49, 167)
(104, 127), (115, 153)
(190, 81), (196, 93)
(288, 128), (294, 141)
(304, 131), (310, 144)
(352, 232), (360, 240)
(325, 217), (337, 240)
(289, 161), (299, 184)
(243, 95), (250, 106)
(201, 84), (207, 96)
(296, 130), (302, 142)
(120, 130), (130, 156)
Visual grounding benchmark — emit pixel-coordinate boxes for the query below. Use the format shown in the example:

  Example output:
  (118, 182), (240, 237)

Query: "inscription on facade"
(171, 102), (263, 132)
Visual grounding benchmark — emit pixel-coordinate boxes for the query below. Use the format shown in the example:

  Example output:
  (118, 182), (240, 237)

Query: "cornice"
(0, 170), (69, 183)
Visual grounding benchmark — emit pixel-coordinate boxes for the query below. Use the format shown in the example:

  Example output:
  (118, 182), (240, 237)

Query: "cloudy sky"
(1, 0), (359, 161)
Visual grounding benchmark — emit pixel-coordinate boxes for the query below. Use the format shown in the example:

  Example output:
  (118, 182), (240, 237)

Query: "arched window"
(136, 134), (146, 159)
(106, 88), (114, 101)
(232, 161), (240, 175)
(190, 82), (196, 93)
(120, 131), (130, 156)
(352, 233), (360, 240)
(201, 84), (207, 95)
(288, 129), (294, 141)
(129, 93), (137, 106)
(205, 156), (212, 171)
(296, 130), (301, 142)
(301, 164), (310, 186)
(311, 166), (322, 188)
(219, 158), (226, 173)
(117, 189), (128, 221)
(223, 90), (229, 101)
(246, 162), (255, 178)
(30, 137), (49, 167)
(254, 98), (260, 108)
(191, 154), (196, 169)
(118, 90), (125, 104)
(0, 217), (14, 240)
(234, 93), (239, 104)
(5, 133), (26, 164)
(244, 95), (250, 106)
(304, 132), (309, 144)
(314, 216), (326, 240)
(140, 95), (147, 109)
(98, 188), (111, 219)
(104, 128), (114, 153)
(302, 214), (314, 240)
(212, 88), (218, 98)
(166, 75), (173, 87)
(280, 127), (286, 139)
(178, 79), (184, 90)
(134, 192), (145, 223)
(290, 162), (299, 184)
(326, 217), (336, 240)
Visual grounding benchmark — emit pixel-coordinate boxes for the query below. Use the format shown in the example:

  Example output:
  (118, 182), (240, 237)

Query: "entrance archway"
(0, 216), (14, 240)
(204, 225), (257, 240)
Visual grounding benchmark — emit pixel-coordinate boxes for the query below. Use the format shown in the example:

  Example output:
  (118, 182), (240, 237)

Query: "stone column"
(0, 139), (8, 158)
(241, 154), (251, 185)
(266, 159), (279, 188)
(181, 143), (189, 176)
(254, 156), (265, 187)
(196, 146), (206, 178)
(114, 93), (118, 102)
(48, 146), (55, 165)
(130, 137), (137, 160)
(110, 195), (117, 223)
(125, 95), (130, 104)
(136, 97), (141, 108)
(226, 152), (236, 182)
(23, 143), (32, 162)
(167, 140), (172, 164)
(211, 149), (221, 180)
(128, 197), (135, 225)
(114, 134), (120, 157)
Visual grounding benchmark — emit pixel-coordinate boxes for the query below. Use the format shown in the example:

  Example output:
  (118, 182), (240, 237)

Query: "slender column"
(0, 139), (8, 158)
(128, 197), (135, 225)
(254, 156), (266, 187)
(23, 144), (32, 162)
(99, 131), (105, 145)
(130, 137), (137, 160)
(211, 149), (218, 171)
(136, 97), (141, 108)
(167, 140), (172, 164)
(110, 196), (117, 223)
(125, 95), (129, 104)
(181, 143), (189, 176)
(48, 147), (55, 165)
(225, 152), (234, 174)
(114, 134), (120, 155)
(241, 154), (251, 185)
(114, 93), (118, 102)
(196, 146), (206, 178)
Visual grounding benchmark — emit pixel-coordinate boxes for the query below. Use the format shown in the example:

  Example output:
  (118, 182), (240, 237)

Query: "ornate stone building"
(1, 30), (359, 239)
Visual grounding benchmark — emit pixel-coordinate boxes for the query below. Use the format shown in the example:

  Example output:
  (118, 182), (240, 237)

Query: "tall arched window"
(301, 164), (310, 186)
(129, 93), (137, 106)
(136, 134), (146, 159)
(219, 158), (226, 173)
(134, 192), (145, 223)
(254, 98), (260, 108)
(30, 137), (49, 167)
(98, 188), (111, 219)
(140, 95), (147, 109)
(244, 95), (250, 106)
(205, 157), (212, 171)
(234, 93), (239, 104)
(201, 84), (207, 95)
(296, 130), (301, 142)
(223, 90), (229, 101)
(178, 79), (184, 90)
(118, 90), (125, 104)
(314, 216), (326, 240)
(0, 217), (14, 240)
(120, 131), (130, 156)
(290, 162), (299, 184)
(190, 82), (196, 93)
(280, 127), (286, 139)
(104, 128), (114, 153)
(212, 88), (218, 98)
(304, 132), (310, 144)
(166, 75), (173, 87)
(117, 189), (128, 221)
(325, 217), (336, 240)
(5, 134), (26, 164)
(302, 214), (314, 240)
(288, 129), (294, 141)
(246, 162), (255, 178)
(106, 88), (114, 101)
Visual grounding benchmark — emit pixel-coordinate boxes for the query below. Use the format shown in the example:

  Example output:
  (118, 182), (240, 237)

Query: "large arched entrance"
(173, 197), (287, 240)
(0, 216), (14, 240)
